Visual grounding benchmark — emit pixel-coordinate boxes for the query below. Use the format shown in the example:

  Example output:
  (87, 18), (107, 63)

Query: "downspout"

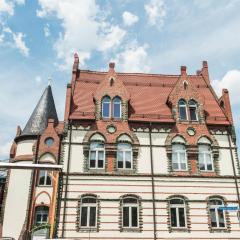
(227, 132), (240, 220)
(61, 121), (73, 237)
(149, 122), (157, 240)
(26, 134), (40, 239)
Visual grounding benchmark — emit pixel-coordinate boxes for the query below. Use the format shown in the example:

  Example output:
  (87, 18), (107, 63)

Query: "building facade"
(1, 54), (240, 239)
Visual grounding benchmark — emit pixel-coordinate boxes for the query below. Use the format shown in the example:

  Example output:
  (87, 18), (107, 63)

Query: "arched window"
(35, 206), (49, 225)
(89, 142), (105, 169)
(80, 196), (97, 228)
(122, 197), (139, 228)
(209, 198), (226, 228)
(198, 144), (213, 171)
(172, 141), (187, 171)
(102, 96), (111, 118)
(169, 198), (186, 228)
(189, 100), (198, 121)
(38, 170), (52, 186)
(178, 99), (187, 120)
(113, 97), (121, 118)
(117, 143), (132, 169)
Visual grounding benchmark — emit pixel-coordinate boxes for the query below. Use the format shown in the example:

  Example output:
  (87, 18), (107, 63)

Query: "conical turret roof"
(21, 85), (58, 136)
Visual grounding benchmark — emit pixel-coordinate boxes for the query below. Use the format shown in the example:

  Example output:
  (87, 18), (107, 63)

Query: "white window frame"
(89, 142), (105, 169)
(170, 198), (187, 228)
(113, 97), (122, 119)
(172, 144), (188, 171)
(188, 100), (198, 121)
(38, 170), (52, 186)
(198, 144), (214, 172)
(122, 198), (139, 228)
(117, 143), (133, 170)
(102, 96), (111, 118)
(178, 100), (188, 121)
(80, 197), (97, 228)
(209, 198), (227, 229)
(35, 206), (49, 225)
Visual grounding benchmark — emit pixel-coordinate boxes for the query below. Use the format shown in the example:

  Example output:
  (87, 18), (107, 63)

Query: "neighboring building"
(1, 54), (240, 239)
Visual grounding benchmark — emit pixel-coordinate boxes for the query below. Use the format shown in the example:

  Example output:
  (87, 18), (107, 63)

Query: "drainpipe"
(149, 122), (157, 240)
(227, 132), (240, 222)
(62, 122), (73, 237)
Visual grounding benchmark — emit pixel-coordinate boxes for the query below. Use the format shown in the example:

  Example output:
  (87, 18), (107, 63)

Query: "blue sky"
(0, 0), (240, 159)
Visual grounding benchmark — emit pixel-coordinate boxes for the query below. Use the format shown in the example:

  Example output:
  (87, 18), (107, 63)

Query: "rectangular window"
(170, 206), (186, 228)
(80, 205), (97, 228)
(199, 145), (213, 171)
(209, 201), (226, 229)
(122, 200), (139, 228)
(89, 143), (105, 169)
(172, 144), (187, 171)
(179, 106), (187, 120)
(117, 143), (132, 169)
(189, 107), (197, 121)
(113, 103), (121, 118)
(38, 170), (52, 186)
(103, 102), (110, 118)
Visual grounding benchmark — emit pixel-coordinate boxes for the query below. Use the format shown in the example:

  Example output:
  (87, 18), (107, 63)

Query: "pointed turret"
(21, 85), (58, 136)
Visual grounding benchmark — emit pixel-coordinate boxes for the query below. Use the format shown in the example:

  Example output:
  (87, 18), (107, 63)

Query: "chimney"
(221, 89), (233, 124)
(72, 53), (79, 73)
(180, 66), (187, 76)
(201, 61), (210, 85)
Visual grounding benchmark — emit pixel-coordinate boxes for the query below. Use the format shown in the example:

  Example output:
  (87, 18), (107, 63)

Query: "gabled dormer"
(94, 63), (130, 121)
(168, 65), (205, 124)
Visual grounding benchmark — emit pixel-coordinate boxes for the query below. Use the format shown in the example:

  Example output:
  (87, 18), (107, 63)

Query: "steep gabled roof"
(22, 85), (58, 136)
(68, 64), (230, 125)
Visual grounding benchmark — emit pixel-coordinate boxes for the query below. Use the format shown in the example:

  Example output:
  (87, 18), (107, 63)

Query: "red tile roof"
(69, 70), (230, 125)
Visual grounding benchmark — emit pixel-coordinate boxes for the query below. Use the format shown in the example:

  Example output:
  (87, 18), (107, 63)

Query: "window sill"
(170, 227), (189, 232)
(121, 227), (141, 232)
(37, 185), (52, 188)
(78, 227), (98, 232)
(210, 227), (229, 233)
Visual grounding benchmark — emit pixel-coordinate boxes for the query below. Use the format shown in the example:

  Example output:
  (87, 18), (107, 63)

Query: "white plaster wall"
(135, 132), (150, 145)
(151, 133), (168, 146)
(219, 149), (234, 176)
(16, 139), (35, 156)
(137, 147), (151, 174)
(35, 187), (53, 205)
(71, 130), (87, 143)
(70, 145), (84, 173)
(152, 147), (168, 174)
(3, 166), (32, 239)
(62, 144), (69, 172)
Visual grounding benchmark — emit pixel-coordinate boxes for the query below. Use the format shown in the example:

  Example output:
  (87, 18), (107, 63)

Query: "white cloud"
(212, 70), (240, 105)
(35, 75), (42, 83)
(122, 11), (139, 26)
(37, 0), (126, 70)
(113, 42), (150, 73)
(43, 23), (50, 37)
(144, 0), (166, 28)
(12, 31), (29, 56)
(0, 0), (14, 15)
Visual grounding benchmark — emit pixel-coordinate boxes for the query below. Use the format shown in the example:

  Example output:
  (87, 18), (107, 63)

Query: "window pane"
(80, 207), (88, 226)
(102, 99), (110, 118)
(123, 207), (129, 227)
(90, 151), (96, 168)
(170, 208), (177, 227)
(218, 209), (225, 227)
(42, 214), (48, 223)
(199, 153), (205, 170)
(131, 207), (138, 227)
(117, 150), (123, 168)
(39, 176), (45, 185)
(39, 170), (45, 185)
(206, 153), (213, 170)
(172, 153), (178, 170)
(36, 214), (42, 224)
(179, 106), (187, 120)
(170, 199), (184, 204)
(82, 198), (96, 204)
(125, 151), (132, 169)
(46, 175), (52, 185)
(89, 207), (96, 227)
(179, 208), (186, 227)
(180, 163), (187, 170)
(98, 151), (104, 168)
(113, 103), (121, 118)
(210, 208), (217, 227)
(123, 198), (137, 204)
(189, 107), (197, 121)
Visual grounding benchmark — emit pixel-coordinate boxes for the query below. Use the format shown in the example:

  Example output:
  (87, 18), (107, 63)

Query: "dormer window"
(189, 100), (198, 121)
(178, 99), (187, 120)
(102, 96), (111, 118)
(113, 97), (121, 118)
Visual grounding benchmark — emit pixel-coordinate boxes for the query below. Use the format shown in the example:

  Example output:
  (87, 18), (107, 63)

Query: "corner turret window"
(117, 143), (132, 169)
(178, 99), (187, 120)
(38, 170), (52, 186)
(113, 97), (121, 118)
(189, 100), (198, 121)
(102, 96), (111, 118)
(89, 142), (105, 169)
(35, 206), (49, 225)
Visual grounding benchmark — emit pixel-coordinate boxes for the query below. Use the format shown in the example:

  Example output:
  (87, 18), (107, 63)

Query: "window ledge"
(79, 227), (98, 232)
(170, 227), (189, 232)
(121, 227), (141, 232)
(210, 227), (229, 233)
